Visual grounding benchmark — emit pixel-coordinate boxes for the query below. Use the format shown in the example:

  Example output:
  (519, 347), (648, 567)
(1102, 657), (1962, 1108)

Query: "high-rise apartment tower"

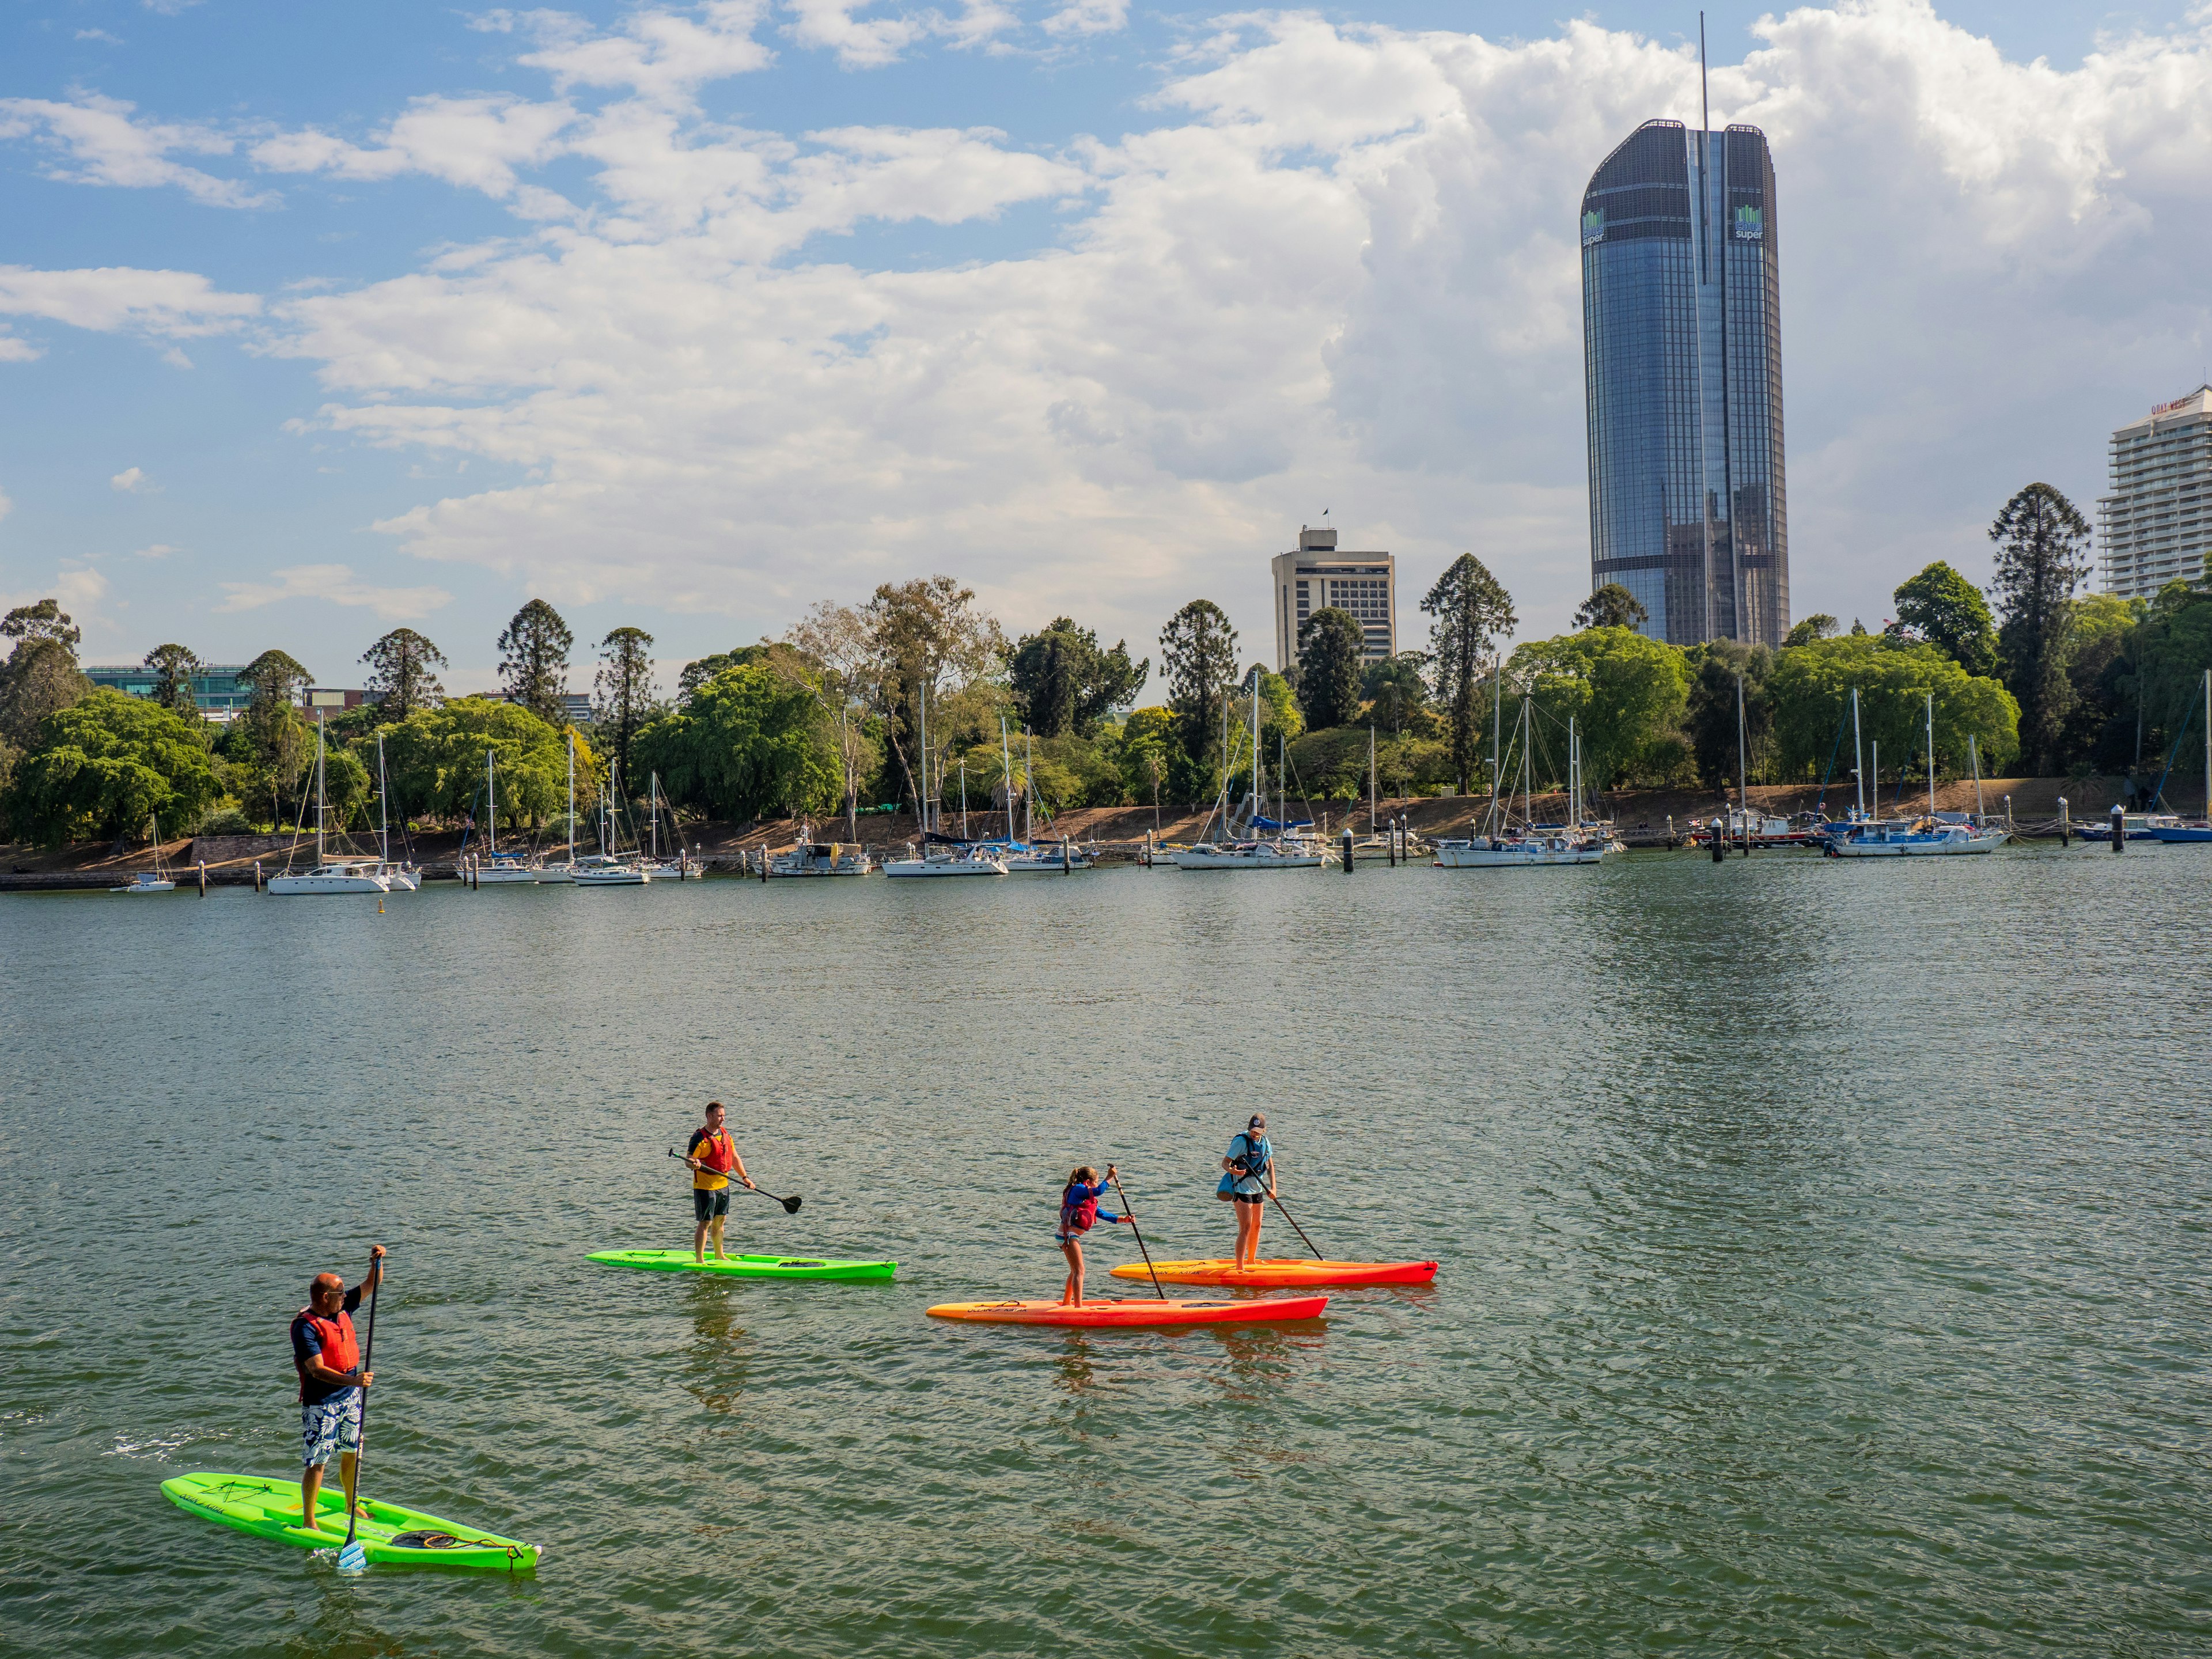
(2099, 385), (2212, 600)
(1580, 107), (1789, 648)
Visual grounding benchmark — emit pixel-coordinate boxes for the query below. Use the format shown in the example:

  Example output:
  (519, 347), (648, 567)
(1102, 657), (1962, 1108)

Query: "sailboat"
(1172, 673), (1327, 869)
(1826, 694), (2009, 857)
(269, 715), (390, 894)
(113, 814), (177, 892)
(641, 772), (700, 878)
(2153, 670), (2212, 842)
(373, 730), (420, 890)
(472, 749), (543, 883)
(1433, 690), (1602, 868)
(570, 756), (652, 884)
(973, 719), (1095, 871)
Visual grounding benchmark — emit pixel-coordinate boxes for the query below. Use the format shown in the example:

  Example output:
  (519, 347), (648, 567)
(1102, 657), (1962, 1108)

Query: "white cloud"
(215, 563), (453, 620)
(2, 566), (114, 632)
(142, 0), (204, 13)
(1043, 0), (1126, 38)
(507, 1), (772, 102)
(251, 96), (579, 200)
(0, 331), (38, 362)
(110, 467), (154, 493)
(0, 265), (261, 337)
(0, 485), (11, 522)
(134, 543), (177, 558)
(0, 93), (272, 208)
(77, 28), (125, 44)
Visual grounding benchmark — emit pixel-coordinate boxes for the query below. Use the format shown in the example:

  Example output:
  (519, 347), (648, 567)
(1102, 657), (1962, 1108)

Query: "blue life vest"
(1220, 1132), (1270, 1195)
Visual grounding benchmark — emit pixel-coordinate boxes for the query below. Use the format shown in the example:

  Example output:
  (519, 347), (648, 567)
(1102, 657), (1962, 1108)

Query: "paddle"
(1107, 1166), (1166, 1300)
(336, 1251), (381, 1573)
(666, 1149), (802, 1213)
(1268, 1191), (1326, 1262)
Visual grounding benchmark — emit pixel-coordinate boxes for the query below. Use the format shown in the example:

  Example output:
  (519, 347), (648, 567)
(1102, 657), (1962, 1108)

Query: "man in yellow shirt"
(684, 1100), (753, 1262)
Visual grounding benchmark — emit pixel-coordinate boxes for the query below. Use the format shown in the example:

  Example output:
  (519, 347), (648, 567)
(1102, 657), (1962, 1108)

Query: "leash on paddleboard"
(1268, 1191), (1325, 1261)
(666, 1148), (803, 1213)
(337, 1250), (381, 1573)
(1107, 1166), (1166, 1300)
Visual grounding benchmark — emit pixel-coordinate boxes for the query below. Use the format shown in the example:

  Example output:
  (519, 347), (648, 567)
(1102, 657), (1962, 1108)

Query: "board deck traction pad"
(160, 1472), (540, 1570)
(925, 1294), (1330, 1327)
(1108, 1258), (1440, 1287)
(588, 1248), (897, 1281)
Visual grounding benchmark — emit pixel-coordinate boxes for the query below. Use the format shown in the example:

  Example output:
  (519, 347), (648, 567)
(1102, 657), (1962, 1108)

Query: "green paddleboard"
(161, 1472), (540, 1571)
(588, 1248), (897, 1281)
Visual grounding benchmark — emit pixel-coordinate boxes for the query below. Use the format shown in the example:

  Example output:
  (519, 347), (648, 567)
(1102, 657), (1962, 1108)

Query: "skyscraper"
(1271, 527), (1396, 670)
(1580, 113), (1789, 647)
(2099, 385), (2212, 600)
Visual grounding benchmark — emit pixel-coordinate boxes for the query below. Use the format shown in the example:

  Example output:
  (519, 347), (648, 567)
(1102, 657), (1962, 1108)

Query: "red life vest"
(697, 1130), (736, 1175)
(1059, 1184), (1099, 1236)
(294, 1306), (359, 1399)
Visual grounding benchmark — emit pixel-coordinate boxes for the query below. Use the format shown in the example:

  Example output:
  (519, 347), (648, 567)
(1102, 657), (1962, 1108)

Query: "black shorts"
(1233, 1192), (1266, 1206)
(694, 1185), (732, 1222)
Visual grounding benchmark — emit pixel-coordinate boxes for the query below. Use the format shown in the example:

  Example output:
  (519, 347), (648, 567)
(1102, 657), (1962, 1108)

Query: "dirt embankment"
(0, 775), (2135, 889)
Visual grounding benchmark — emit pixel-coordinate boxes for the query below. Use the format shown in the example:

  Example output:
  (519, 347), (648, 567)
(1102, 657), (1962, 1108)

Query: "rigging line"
(1810, 698), (1850, 816)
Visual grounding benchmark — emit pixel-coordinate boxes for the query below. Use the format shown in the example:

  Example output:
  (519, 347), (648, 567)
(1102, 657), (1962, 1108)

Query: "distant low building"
(303, 687), (372, 715)
(2100, 385), (2212, 600)
(486, 689), (593, 724)
(1271, 526), (1396, 670)
(85, 663), (255, 716)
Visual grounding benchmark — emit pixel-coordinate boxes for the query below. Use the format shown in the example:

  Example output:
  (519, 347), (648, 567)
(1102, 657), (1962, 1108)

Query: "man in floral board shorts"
(290, 1245), (385, 1531)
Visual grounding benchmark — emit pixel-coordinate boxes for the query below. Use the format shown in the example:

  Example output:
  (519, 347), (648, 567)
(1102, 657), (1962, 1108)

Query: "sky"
(2, 0), (2210, 699)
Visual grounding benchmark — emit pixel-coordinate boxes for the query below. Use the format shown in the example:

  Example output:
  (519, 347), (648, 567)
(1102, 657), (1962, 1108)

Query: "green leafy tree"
(1683, 639), (1776, 789)
(143, 643), (204, 722)
(1296, 607), (1366, 730)
(1158, 599), (1238, 801)
(380, 696), (594, 834)
(360, 628), (448, 722)
(1573, 583), (1649, 632)
(2057, 593), (2146, 772)
(497, 599), (575, 729)
(677, 647), (771, 703)
(0, 599), (92, 749)
(1768, 634), (2019, 789)
(633, 662), (840, 823)
(1361, 653), (1430, 735)
(2111, 582), (2212, 794)
(1784, 613), (1840, 647)
(593, 625), (659, 786)
(1988, 483), (2091, 772)
(859, 578), (1007, 810)
(235, 649), (313, 830)
(1116, 706), (1180, 815)
(1421, 553), (1517, 793)
(6, 690), (222, 845)
(1007, 618), (1147, 738)
(1508, 627), (1690, 791)
(1891, 562), (1997, 675)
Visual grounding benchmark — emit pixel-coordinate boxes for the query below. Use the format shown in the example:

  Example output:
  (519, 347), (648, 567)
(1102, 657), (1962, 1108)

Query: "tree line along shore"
(0, 480), (2204, 859)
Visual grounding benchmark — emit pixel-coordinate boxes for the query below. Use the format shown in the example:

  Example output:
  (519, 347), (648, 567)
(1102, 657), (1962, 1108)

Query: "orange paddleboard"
(1110, 1259), (1438, 1288)
(926, 1296), (1329, 1327)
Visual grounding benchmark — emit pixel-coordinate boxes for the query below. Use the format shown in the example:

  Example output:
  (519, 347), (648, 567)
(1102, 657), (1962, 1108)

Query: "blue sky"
(4, 0), (2210, 695)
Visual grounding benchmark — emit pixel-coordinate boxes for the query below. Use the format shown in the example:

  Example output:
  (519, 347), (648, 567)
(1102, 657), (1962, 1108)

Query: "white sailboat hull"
(884, 854), (1008, 877)
(1169, 844), (1325, 870)
(475, 863), (543, 884)
(268, 867), (390, 895)
(1433, 838), (1603, 868)
(117, 877), (176, 893)
(1827, 829), (2009, 857)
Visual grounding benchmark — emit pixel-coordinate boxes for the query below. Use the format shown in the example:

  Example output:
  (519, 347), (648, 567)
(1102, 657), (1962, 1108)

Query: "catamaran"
(270, 715), (390, 894)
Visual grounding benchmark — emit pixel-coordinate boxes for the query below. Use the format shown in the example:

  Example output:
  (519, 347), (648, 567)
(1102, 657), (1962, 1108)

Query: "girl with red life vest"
(1057, 1165), (1134, 1307)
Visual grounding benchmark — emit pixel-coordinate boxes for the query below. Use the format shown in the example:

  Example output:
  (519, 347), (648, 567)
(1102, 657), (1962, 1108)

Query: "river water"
(3, 846), (2207, 1657)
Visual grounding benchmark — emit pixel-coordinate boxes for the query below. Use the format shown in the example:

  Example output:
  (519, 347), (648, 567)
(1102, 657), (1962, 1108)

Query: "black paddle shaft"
(666, 1148), (802, 1213)
(1268, 1191), (1325, 1262)
(342, 1252), (381, 1553)
(1107, 1168), (1167, 1300)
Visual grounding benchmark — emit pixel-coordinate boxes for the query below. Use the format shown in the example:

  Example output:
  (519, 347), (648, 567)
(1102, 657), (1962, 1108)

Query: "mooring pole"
(2058, 797), (2069, 847)
(2111, 802), (2125, 854)
(1341, 828), (1354, 873)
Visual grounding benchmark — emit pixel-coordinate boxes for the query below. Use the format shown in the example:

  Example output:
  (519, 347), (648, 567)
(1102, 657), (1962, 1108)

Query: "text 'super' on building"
(1581, 118), (1789, 649)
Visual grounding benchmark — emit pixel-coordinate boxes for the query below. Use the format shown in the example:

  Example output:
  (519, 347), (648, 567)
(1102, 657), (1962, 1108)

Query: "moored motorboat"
(770, 837), (874, 875)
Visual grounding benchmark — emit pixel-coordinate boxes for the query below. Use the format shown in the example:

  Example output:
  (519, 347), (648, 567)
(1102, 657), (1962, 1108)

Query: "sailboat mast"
(1926, 691), (1937, 817)
(1871, 741), (1878, 816)
(566, 732), (575, 861)
(650, 771), (660, 862)
(1521, 699), (1532, 827)
(918, 680), (929, 833)
(1489, 652), (1503, 836)
(1970, 734), (1984, 819)
(1852, 688), (1865, 819)
(314, 713), (327, 865)
(487, 749), (498, 855)
(1735, 672), (1748, 838)
(1568, 716), (1577, 825)
(1251, 671), (1260, 828)
(959, 757), (968, 840)
(1001, 717), (1015, 840)
(1368, 724), (1377, 834)
(1025, 730), (1035, 843)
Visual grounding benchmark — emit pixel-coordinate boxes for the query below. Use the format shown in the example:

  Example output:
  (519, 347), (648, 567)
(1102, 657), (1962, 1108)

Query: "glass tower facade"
(1581, 120), (1789, 647)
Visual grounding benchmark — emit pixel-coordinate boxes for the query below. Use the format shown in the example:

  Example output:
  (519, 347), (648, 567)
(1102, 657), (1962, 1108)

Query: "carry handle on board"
(668, 1148), (802, 1213)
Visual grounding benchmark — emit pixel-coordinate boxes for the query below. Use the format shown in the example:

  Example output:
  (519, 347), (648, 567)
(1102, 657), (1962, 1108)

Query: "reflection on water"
(4, 849), (2210, 1658)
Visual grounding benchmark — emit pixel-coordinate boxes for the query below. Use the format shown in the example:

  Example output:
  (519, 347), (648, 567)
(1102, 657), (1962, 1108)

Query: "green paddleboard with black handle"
(161, 1472), (540, 1570)
(588, 1249), (897, 1281)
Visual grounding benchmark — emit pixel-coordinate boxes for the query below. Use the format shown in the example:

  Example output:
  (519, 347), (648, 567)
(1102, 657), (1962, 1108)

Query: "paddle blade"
(337, 1539), (368, 1573)
(782, 1194), (802, 1214)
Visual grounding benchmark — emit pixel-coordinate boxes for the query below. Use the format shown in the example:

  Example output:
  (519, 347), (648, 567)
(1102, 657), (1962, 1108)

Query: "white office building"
(1271, 527), (1396, 670)
(2100, 385), (2212, 600)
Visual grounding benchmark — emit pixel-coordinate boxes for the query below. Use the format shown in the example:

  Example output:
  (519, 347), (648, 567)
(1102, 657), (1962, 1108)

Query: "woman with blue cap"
(1218, 1112), (1275, 1268)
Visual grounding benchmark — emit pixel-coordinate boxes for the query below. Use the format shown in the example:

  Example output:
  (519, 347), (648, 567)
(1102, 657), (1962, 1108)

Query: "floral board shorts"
(300, 1391), (363, 1467)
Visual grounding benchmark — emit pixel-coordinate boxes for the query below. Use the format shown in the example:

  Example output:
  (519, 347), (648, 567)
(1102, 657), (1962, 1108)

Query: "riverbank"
(0, 774), (2143, 890)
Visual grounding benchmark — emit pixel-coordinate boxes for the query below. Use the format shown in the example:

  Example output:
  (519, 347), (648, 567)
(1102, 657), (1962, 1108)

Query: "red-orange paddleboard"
(925, 1296), (1329, 1327)
(1110, 1259), (1438, 1288)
